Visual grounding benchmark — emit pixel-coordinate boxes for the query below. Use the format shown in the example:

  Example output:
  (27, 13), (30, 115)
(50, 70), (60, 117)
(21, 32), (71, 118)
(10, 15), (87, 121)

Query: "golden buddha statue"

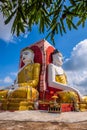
(13, 48), (40, 100)
(0, 48), (40, 110)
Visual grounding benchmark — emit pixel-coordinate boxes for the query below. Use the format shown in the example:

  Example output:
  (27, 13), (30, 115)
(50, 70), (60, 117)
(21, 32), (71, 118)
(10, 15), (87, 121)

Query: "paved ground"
(0, 120), (87, 130)
(0, 110), (87, 123)
(0, 111), (87, 130)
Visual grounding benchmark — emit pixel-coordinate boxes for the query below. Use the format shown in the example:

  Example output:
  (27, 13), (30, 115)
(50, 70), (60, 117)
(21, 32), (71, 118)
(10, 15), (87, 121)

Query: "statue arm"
(48, 63), (80, 95)
(48, 63), (56, 85)
(48, 63), (70, 89)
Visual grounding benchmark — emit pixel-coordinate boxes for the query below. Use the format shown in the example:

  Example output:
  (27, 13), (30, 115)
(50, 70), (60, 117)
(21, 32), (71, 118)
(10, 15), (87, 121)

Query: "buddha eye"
(25, 52), (28, 55)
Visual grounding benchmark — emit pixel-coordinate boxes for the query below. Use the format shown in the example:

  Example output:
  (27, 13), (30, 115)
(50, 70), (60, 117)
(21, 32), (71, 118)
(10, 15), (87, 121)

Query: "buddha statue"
(0, 48), (40, 110)
(48, 49), (80, 104)
(48, 49), (68, 86)
(13, 48), (40, 100)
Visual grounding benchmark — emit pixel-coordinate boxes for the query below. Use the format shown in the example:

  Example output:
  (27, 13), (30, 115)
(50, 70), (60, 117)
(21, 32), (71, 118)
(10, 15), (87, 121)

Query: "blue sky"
(0, 13), (87, 95)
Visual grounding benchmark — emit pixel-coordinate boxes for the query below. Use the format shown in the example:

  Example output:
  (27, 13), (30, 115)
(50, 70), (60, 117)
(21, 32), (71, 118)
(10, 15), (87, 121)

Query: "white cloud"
(63, 39), (87, 95)
(0, 13), (13, 42)
(0, 76), (13, 89)
(64, 39), (87, 70)
(0, 13), (29, 43)
(0, 71), (17, 86)
(0, 76), (13, 87)
(4, 76), (13, 83)
(0, 71), (17, 88)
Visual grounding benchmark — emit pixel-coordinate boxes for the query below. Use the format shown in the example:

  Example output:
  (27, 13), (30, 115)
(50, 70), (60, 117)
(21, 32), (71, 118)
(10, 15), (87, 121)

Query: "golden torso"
(9, 63), (40, 100)
(55, 74), (67, 85)
(18, 64), (33, 83)
(18, 63), (40, 88)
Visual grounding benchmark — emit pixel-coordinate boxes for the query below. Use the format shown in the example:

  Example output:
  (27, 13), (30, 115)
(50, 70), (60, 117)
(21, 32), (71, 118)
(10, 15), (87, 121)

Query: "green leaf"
(1, 0), (87, 45)
(5, 10), (16, 24)
(19, 22), (25, 33)
(76, 18), (83, 26)
(60, 18), (66, 33)
(66, 18), (71, 30)
(11, 17), (17, 34)
(70, 20), (77, 29)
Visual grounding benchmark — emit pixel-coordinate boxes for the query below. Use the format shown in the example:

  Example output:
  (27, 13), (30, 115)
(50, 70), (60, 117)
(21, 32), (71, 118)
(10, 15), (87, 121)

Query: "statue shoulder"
(48, 63), (55, 68)
(23, 63), (40, 69)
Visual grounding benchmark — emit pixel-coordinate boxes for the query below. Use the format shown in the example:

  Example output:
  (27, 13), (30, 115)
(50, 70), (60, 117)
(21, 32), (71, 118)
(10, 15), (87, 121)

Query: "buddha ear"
(31, 52), (34, 63)
(52, 54), (56, 60)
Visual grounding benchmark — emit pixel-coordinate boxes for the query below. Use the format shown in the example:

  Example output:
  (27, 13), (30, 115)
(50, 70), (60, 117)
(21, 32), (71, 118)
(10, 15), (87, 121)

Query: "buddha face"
(52, 52), (63, 66)
(21, 49), (34, 64)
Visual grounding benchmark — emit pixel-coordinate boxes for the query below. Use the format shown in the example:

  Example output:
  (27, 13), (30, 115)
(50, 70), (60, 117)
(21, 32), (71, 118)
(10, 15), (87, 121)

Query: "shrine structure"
(0, 39), (87, 112)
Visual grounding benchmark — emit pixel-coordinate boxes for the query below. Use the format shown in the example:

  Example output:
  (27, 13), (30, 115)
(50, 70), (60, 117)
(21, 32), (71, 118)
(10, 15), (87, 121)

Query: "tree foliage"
(0, 0), (87, 44)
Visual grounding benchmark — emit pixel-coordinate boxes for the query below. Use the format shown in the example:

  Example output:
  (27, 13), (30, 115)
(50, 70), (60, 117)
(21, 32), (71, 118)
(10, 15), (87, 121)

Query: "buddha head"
(21, 48), (34, 64)
(51, 49), (63, 66)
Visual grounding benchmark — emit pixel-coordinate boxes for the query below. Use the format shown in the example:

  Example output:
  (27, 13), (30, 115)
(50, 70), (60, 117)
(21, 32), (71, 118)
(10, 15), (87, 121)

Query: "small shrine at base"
(0, 39), (87, 112)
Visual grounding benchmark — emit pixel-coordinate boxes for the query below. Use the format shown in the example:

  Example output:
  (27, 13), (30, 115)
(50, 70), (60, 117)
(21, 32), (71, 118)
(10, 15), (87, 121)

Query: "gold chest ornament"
(24, 64), (33, 81)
